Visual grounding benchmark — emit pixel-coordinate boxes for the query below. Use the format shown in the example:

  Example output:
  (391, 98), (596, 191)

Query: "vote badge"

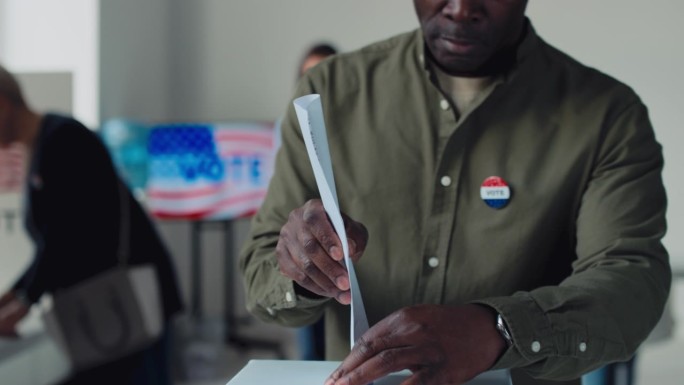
(480, 176), (511, 209)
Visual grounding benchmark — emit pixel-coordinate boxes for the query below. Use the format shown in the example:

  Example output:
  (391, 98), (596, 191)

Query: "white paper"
(293, 94), (370, 348)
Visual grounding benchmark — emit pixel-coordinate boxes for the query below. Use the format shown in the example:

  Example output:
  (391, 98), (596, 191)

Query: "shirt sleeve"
(474, 100), (671, 380)
(239, 75), (333, 327)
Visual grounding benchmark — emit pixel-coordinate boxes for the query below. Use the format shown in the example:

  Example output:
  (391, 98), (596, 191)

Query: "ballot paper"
(227, 360), (510, 385)
(293, 94), (370, 348)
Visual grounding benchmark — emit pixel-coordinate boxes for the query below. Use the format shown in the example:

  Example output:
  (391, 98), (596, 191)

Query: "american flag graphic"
(146, 122), (275, 220)
(0, 143), (28, 193)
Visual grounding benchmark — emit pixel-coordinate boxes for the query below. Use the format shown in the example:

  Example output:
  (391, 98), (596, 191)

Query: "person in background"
(298, 43), (338, 78)
(274, 43), (338, 151)
(0, 64), (183, 385)
(241, 1), (670, 385)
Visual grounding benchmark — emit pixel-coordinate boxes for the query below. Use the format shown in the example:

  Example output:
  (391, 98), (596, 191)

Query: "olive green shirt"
(240, 23), (670, 384)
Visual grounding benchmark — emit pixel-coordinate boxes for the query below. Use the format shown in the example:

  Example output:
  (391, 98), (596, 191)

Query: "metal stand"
(189, 219), (285, 358)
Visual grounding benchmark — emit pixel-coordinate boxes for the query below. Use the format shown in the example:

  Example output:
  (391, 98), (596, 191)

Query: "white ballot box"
(228, 360), (510, 385)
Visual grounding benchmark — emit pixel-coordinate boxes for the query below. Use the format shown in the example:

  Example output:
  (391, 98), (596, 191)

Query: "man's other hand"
(276, 199), (368, 304)
(326, 304), (506, 385)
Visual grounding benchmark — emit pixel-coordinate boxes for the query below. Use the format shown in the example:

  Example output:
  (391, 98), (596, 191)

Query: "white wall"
(166, 0), (419, 122)
(527, 1), (684, 268)
(99, 0), (173, 122)
(15, 73), (73, 115)
(0, 0), (99, 127)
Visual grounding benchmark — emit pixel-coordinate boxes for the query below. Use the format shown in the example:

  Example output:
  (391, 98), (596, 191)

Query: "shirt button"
(418, 54), (424, 65)
(428, 257), (440, 268)
(266, 307), (276, 316)
(285, 291), (293, 302)
(531, 341), (541, 353)
(579, 342), (587, 352)
(440, 99), (450, 111)
(440, 176), (452, 187)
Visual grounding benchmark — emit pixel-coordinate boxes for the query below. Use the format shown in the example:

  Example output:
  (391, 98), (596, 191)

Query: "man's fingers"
(327, 332), (394, 384)
(277, 237), (333, 297)
(304, 201), (344, 262)
(277, 225), (348, 299)
(336, 290), (351, 305)
(276, 249), (324, 295)
(328, 346), (431, 385)
(276, 237), (326, 295)
(296, 231), (350, 292)
(277, 200), (360, 302)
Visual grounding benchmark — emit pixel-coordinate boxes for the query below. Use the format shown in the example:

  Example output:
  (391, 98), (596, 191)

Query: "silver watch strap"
(496, 313), (514, 347)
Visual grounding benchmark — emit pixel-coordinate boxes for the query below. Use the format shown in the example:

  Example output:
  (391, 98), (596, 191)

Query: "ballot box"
(228, 360), (510, 385)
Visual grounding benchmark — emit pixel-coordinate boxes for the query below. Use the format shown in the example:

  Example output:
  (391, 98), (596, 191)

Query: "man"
(240, 1), (670, 385)
(0, 64), (183, 384)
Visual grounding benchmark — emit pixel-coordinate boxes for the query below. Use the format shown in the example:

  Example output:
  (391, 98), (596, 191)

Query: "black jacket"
(13, 114), (183, 320)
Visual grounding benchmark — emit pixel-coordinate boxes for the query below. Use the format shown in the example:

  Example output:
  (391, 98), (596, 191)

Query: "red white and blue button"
(480, 176), (511, 209)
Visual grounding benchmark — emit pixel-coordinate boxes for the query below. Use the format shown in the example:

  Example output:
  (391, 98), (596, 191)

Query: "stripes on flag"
(0, 143), (28, 193)
(146, 122), (275, 220)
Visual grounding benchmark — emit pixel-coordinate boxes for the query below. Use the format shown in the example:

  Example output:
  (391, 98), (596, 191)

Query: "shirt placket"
(418, 94), (466, 304)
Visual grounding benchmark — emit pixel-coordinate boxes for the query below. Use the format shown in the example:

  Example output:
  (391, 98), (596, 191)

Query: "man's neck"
(431, 63), (497, 116)
(429, 48), (516, 79)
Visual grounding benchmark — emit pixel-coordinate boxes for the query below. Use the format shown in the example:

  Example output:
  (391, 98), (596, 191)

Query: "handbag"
(41, 181), (163, 371)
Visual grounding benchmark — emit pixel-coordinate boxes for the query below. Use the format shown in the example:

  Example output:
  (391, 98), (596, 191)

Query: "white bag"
(41, 182), (163, 371)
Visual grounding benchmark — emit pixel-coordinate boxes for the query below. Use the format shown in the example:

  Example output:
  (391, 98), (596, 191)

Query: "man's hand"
(325, 304), (506, 385)
(276, 199), (368, 304)
(0, 291), (30, 338)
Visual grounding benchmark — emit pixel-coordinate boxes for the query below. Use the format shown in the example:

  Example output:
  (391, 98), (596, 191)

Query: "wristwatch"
(496, 313), (514, 347)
